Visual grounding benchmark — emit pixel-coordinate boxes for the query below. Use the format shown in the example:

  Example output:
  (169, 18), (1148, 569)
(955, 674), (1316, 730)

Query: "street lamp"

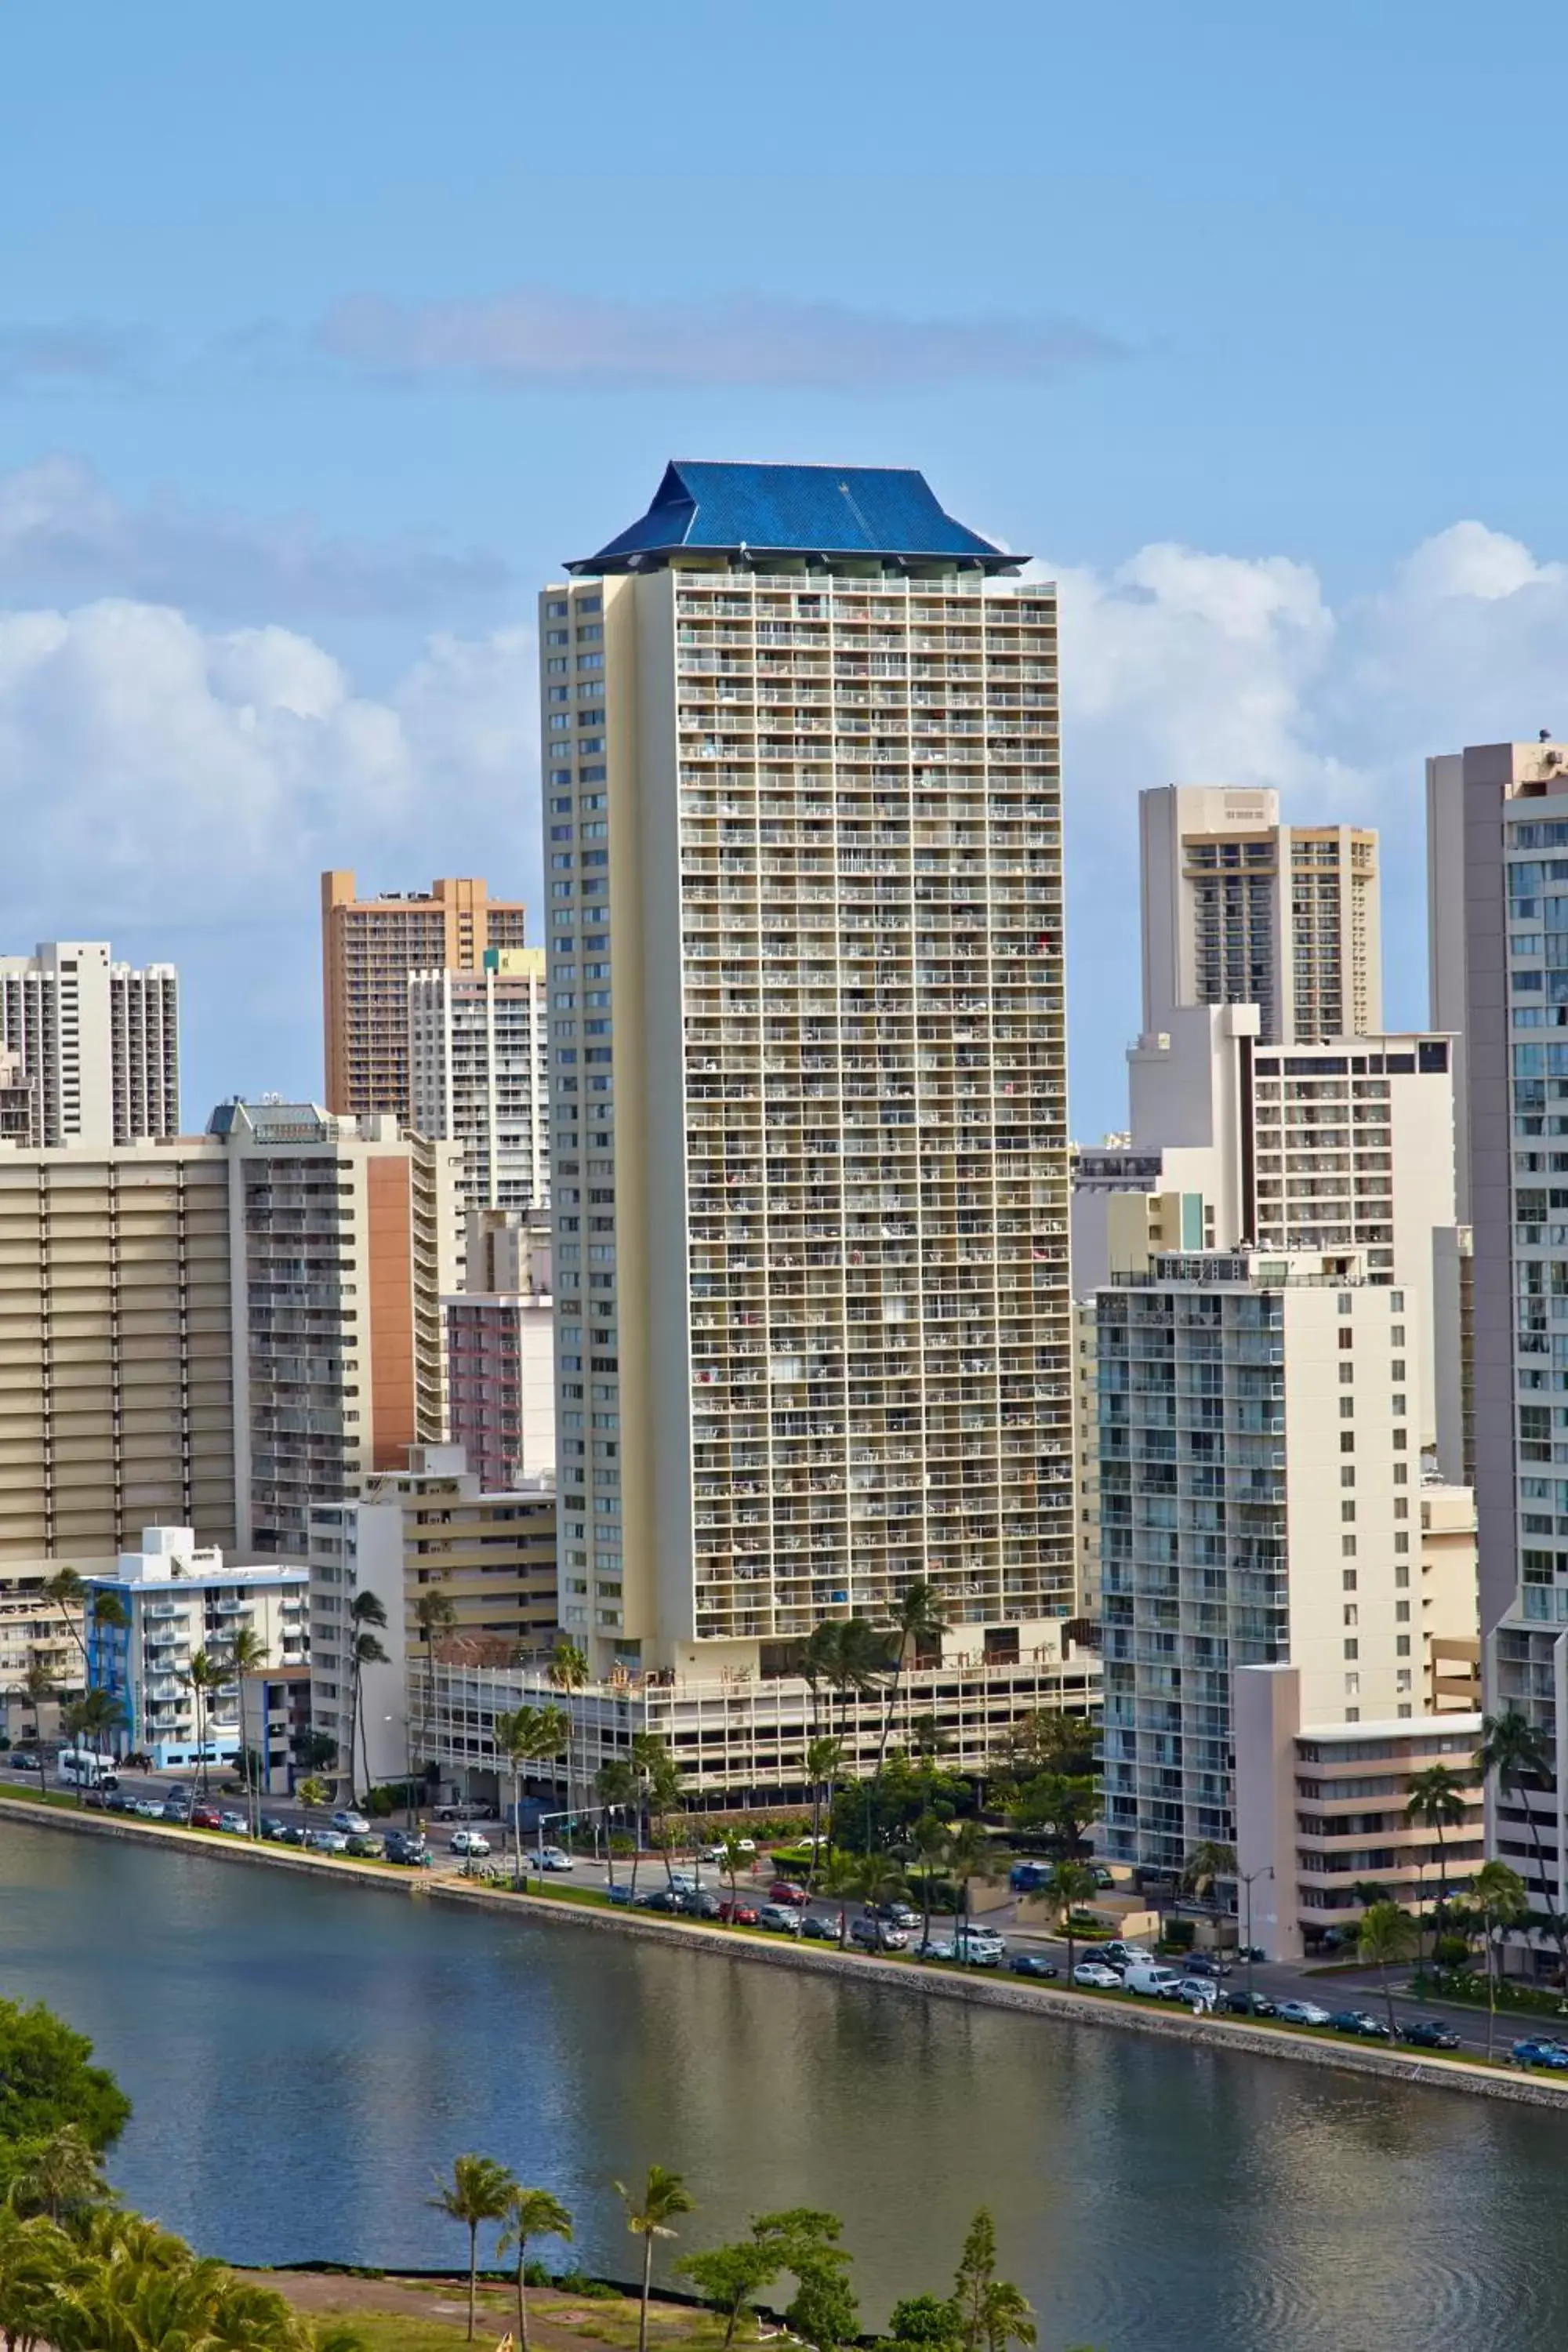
(1240, 1865), (1273, 2014)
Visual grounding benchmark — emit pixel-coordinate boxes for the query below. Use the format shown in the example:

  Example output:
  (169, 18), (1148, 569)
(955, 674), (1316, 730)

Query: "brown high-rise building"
(321, 873), (528, 1120)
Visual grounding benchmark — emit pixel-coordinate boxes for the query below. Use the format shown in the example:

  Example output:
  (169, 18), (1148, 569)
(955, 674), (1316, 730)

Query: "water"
(2, 1817), (1565, 2352)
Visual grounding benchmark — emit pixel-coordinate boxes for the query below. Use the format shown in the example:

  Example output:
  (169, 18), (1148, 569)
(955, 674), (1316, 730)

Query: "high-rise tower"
(1140, 786), (1382, 1045)
(540, 461), (1071, 1674)
(0, 942), (180, 1147)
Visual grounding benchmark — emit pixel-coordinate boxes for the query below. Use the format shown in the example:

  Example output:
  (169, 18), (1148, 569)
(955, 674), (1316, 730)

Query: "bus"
(55, 1748), (120, 1791)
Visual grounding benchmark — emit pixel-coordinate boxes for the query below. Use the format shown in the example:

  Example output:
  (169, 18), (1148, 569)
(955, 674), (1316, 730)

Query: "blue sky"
(4, 1), (1568, 1133)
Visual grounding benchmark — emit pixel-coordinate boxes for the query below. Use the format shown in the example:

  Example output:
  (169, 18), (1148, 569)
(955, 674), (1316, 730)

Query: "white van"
(1123, 1962), (1185, 1998)
(56, 1749), (119, 1791)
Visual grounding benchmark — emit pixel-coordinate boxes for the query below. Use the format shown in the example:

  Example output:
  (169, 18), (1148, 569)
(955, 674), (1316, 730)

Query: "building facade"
(409, 949), (550, 1222)
(0, 942), (179, 1148)
(1099, 1250), (1443, 1877)
(540, 459), (1071, 1677)
(445, 1285), (556, 1492)
(84, 1525), (309, 1769)
(1234, 1663), (1483, 1958)
(1139, 786), (1381, 1045)
(321, 871), (529, 1122)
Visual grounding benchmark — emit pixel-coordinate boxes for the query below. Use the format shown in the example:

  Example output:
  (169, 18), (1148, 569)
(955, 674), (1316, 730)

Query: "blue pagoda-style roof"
(568, 460), (1018, 575)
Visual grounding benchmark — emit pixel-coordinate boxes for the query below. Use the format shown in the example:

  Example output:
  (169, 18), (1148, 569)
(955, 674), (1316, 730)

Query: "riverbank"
(5, 1791), (1566, 2112)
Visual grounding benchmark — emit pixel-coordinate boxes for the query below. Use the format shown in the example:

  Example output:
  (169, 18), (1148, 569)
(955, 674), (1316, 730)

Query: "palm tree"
(220, 1625), (270, 1834)
(597, 1757), (638, 1893)
(874, 1581), (946, 1773)
(494, 1704), (568, 1880)
(804, 1735), (842, 1886)
(498, 2186), (572, 2352)
(20, 1659), (56, 1795)
(714, 1828), (751, 1922)
(1180, 1840), (1236, 1909)
(428, 2154), (517, 2342)
(1476, 1709), (1568, 1981)
(830, 1617), (887, 1757)
(615, 2165), (695, 2352)
(45, 1570), (127, 1694)
(341, 1591), (390, 1806)
(1047, 1859), (1101, 1981)
(909, 1812), (950, 1950)
(946, 1820), (990, 1959)
(1471, 1860), (1529, 2059)
(631, 1733), (684, 1886)
(547, 1636), (590, 1845)
(4, 2122), (110, 2222)
(1405, 1763), (1468, 1953)
(182, 1651), (225, 1800)
(1356, 1900), (1419, 2038)
(800, 1621), (843, 1743)
(412, 1584), (458, 1814)
(0, 2202), (71, 2352)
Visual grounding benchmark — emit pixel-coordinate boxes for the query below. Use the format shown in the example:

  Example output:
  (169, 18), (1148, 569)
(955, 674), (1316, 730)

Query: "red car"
(190, 1805), (223, 1829)
(718, 1899), (760, 1925)
(768, 1881), (810, 1907)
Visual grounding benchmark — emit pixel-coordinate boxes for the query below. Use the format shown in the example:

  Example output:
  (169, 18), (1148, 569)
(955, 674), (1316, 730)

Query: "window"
(1341, 1501), (1356, 1522)
(546, 599), (568, 618)
(1389, 1291), (1404, 1311)
(1395, 1564), (1410, 1588)
(1341, 1536), (1357, 1558)
(546, 629), (568, 647)
(1338, 1294), (1353, 1314)
(1343, 1604), (1359, 1627)
(1396, 1635), (1411, 1657)
(1338, 1327), (1354, 1350)
(1339, 1362), (1355, 1385)
(1396, 1600), (1410, 1623)
(1341, 1468), (1356, 1488)
(1340, 1397), (1356, 1418)
(1341, 1433), (1355, 1453)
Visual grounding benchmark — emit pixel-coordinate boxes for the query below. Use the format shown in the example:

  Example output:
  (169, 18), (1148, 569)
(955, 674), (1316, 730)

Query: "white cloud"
(317, 285), (1124, 389)
(0, 455), (508, 616)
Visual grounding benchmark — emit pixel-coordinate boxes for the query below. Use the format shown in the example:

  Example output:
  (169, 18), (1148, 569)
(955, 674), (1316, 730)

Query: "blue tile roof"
(569, 460), (1018, 573)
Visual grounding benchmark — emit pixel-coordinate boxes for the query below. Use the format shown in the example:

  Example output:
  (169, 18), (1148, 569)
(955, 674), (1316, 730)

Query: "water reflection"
(2, 1819), (1563, 2352)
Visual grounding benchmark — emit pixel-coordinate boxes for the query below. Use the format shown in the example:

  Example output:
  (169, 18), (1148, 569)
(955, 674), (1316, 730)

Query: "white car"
(1276, 1999), (1331, 2027)
(1073, 1960), (1124, 1989)
(953, 1933), (1006, 1966)
(532, 1845), (574, 1871)
(332, 1809), (372, 1835)
(451, 1828), (492, 1857)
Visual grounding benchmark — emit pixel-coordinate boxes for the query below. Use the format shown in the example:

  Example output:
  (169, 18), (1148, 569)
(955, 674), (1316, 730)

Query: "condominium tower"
(541, 460), (1071, 1674)
(1140, 786), (1381, 1044)
(408, 949), (550, 1214)
(0, 942), (180, 1147)
(321, 872), (528, 1121)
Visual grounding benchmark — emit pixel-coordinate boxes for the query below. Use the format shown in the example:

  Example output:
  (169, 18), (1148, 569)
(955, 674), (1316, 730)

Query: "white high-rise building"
(1140, 786), (1382, 1046)
(1427, 737), (1568, 1924)
(408, 949), (550, 1219)
(1098, 1249), (1451, 1876)
(540, 461), (1073, 1675)
(0, 942), (179, 1148)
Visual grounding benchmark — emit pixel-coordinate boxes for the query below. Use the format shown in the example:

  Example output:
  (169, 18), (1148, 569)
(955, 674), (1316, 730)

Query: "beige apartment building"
(0, 942), (180, 1149)
(1139, 786), (1381, 1047)
(408, 947), (550, 1221)
(540, 460), (1073, 1680)
(0, 1105), (458, 1567)
(321, 871), (529, 1121)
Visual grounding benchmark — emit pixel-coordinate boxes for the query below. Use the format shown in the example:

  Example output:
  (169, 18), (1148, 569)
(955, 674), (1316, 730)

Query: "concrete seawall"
(5, 1795), (1565, 2114)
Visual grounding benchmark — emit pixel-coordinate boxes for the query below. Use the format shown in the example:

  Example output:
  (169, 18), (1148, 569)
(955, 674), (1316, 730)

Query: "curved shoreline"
(5, 1794), (1563, 2113)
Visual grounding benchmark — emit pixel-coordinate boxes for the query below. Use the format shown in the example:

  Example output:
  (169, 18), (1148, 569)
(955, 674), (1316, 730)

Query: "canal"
(2, 1817), (1563, 2350)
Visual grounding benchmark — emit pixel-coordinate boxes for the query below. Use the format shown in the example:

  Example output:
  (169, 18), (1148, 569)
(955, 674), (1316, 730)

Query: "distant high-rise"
(542, 460), (1072, 1674)
(320, 872), (528, 1122)
(408, 948), (550, 1215)
(0, 942), (179, 1147)
(1140, 786), (1381, 1045)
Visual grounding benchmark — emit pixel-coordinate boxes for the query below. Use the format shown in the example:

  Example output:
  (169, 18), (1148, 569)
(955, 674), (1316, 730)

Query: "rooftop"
(568, 459), (1019, 576)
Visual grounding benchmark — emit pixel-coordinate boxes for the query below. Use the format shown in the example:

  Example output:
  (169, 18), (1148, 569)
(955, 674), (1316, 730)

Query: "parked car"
(768, 1881), (811, 1907)
(952, 1932), (1005, 1967)
(331, 1810), (372, 1836)
(801, 1914), (838, 1940)
(258, 1816), (290, 1841)
(1276, 2000), (1332, 2027)
(434, 1799), (488, 1822)
(383, 1831), (430, 1867)
(217, 1811), (250, 1835)
(135, 1798), (168, 1820)
(757, 1903), (802, 1933)
(1009, 1861), (1050, 1893)
(1174, 1977), (1221, 2007)
(1510, 2038), (1568, 2070)
(1091, 1864), (1115, 1888)
(1073, 1961), (1123, 1989)
(189, 1805), (223, 1830)
(1221, 1989), (1278, 2018)
(916, 1937), (956, 1962)
(1102, 1943), (1152, 1969)
(161, 1799), (191, 1822)
(688, 1889), (724, 1918)
(1123, 1963), (1186, 1998)
(717, 1898), (759, 1926)
(1401, 2018), (1461, 2051)
(304, 1828), (350, 1853)
(346, 1832), (384, 1859)
(1008, 1951), (1059, 1980)
(607, 1882), (635, 1905)
(1180, 1954), (1232, 1979)
(1327, 2010), (1391, 2039)
(104, 1790), (136, 1813)
(532, 1846), (575, 1872)
(274, 1823), (307, 1847)
(7, 1751), (39, 1773)
(450, 1828), (491, 1857)
(850, 1916), (908, 1952)
(871, 1899), (916, 1926)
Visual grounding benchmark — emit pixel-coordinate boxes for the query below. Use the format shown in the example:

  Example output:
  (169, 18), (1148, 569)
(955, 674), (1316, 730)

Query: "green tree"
(547, 1635), (590, 1838)
(1047, 1860), (1101, 1982)
(1356, 1900), (1420, 2038)
(1, 2123), (111, 2223)
(498, 2186), (572, 2352)
(297, 1775), (332, 1811)
(1472, 1860), (1530, 2059)
(59, 1693), (123, 1807)
(1404, 1763), (1468, 1951)
(945, 1820), (991, 1957)
(830, 1617), (888, 1749)
(632, 1737), (686, 1886)
(342, 1591), (390, 1805)
(996, 1710), (1098, 1788)
(494, 1704), (569, 1882)
(947, 2211), (1035, 2352)
(1007, 1772), (1099, 1858)
(597, 1758), (638, 1893)
(714, 1828), (753, 1922)
(412, 1583), (459, 1809)
(786, 2258), (859, 2352)
(909, 1812), (951, 1950)
(18, 1662), (56, 1795)
(0, 2203), (71, 2352)
(875, 1581), (947, 1773)
(0, 1998), (131, 2151)
(427, 2154), (517, 2343)
(1476, 1710), (1568, 1980)
(180, 1651), (226, 1799)
(804, 1735), (842, 1884)
(677, 2243), (779, 2348)
(293, 1730), (338, 1776)
(1180, 1841), (1236, 1907)
(615, 2165), (695, 2352)
(220, 1625), (270, 1835)
(890, 2294), (959, 2346)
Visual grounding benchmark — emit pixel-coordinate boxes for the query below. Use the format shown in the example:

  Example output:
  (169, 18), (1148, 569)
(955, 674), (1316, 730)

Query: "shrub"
(1161, 1918), (1196, 1952)
(1434, 1933), (1471, 1968)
